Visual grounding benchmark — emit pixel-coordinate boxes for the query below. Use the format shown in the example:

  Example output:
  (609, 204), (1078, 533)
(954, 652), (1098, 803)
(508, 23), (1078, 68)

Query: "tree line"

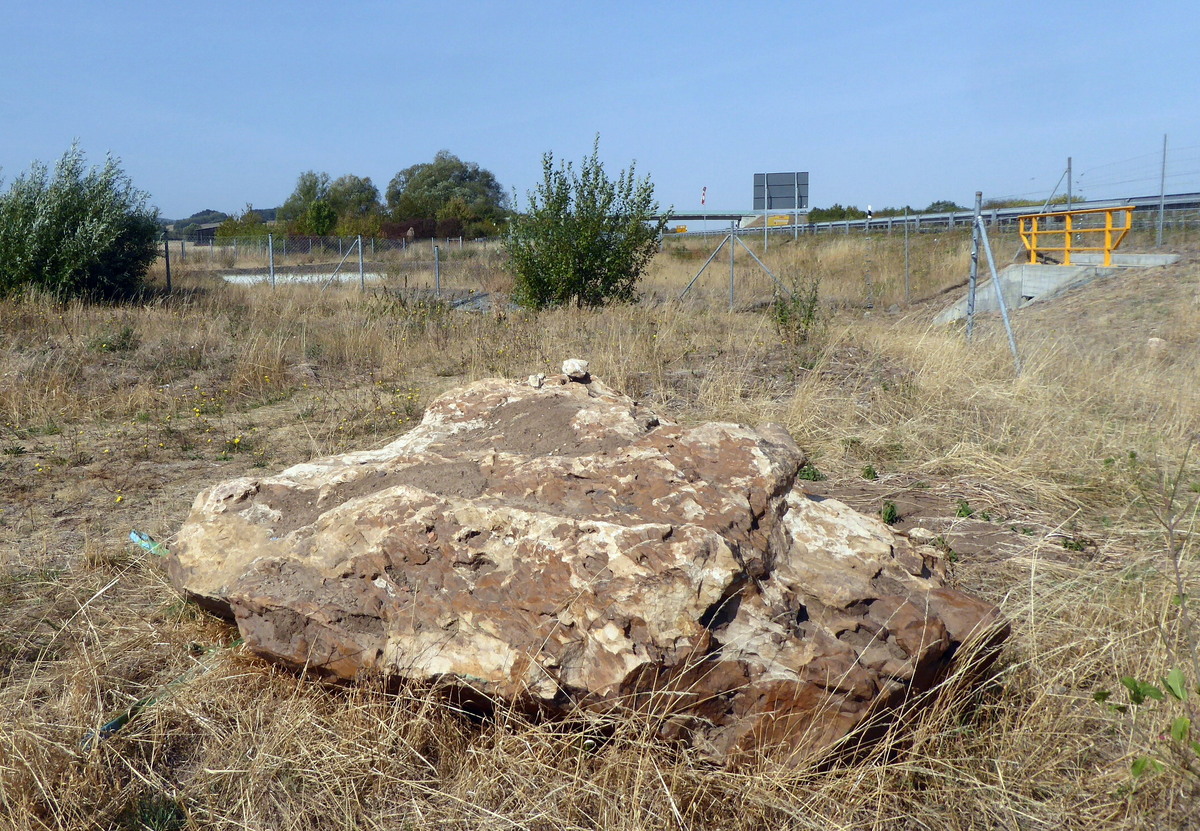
(806, 197), (1061, 223)
(214, 150), (509, 242)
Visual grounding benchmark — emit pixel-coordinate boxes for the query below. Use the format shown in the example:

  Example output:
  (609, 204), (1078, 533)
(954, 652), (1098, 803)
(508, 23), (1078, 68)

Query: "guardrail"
(667, 192), (1200, 237)
(1018, 206), (1133, 266)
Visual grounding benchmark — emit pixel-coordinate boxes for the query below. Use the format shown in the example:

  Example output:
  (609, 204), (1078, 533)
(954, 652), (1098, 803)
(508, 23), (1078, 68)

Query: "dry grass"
(2, 233), (1199, 828)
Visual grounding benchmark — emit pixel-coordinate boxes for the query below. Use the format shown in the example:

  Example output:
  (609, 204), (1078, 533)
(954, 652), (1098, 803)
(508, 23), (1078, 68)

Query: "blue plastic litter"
(130, 530), (168, 557)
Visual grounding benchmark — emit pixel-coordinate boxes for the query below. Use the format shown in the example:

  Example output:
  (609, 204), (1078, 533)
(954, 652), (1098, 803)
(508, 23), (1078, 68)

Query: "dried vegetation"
(2, 228), (1199, 828)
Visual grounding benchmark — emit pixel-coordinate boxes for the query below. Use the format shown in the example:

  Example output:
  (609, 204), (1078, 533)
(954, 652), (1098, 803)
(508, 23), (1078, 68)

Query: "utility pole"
(1066, 157), (1072, 210)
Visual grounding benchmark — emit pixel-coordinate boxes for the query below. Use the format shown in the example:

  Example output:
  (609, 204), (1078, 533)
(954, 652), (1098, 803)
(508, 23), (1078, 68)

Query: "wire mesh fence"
(168, 234), (503, 299)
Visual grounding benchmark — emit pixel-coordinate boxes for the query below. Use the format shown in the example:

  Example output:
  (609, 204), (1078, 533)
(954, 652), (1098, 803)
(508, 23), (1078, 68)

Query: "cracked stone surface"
(168, 372), (1008, 763)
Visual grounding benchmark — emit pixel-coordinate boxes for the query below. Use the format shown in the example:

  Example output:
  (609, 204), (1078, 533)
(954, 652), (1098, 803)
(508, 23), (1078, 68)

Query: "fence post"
(268, 233), (275, 287)
(977, 217), (1022, 376)
(434, 245), (441, 298)
(1157, 134), (1167, 247)
(729, 221), (736, 311)
(358, 235), (365, 291)
(162, 233), (172, 293)
(903, 207), (910, 304)
(967, 193), (981, 341)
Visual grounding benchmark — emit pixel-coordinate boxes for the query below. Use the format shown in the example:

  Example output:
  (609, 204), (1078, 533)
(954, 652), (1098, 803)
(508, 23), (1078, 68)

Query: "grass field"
(2, 229), (1199, 829)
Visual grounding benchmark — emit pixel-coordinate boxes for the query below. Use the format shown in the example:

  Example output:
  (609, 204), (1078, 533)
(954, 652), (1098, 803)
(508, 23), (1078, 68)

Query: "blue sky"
(2, 1), (1197, 219)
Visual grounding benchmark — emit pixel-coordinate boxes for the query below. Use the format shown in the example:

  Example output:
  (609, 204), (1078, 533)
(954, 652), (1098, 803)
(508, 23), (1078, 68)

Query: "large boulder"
(167, 370), (1008, 764)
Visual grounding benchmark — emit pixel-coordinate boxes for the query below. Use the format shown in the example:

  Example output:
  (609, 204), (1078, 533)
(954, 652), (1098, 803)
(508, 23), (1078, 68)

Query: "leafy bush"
(0, 144), (160, 300)
(505, 137), (669, 309)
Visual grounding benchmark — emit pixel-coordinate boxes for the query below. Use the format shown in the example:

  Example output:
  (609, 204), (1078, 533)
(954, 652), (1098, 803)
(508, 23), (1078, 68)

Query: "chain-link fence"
(166, 234), (506, 303)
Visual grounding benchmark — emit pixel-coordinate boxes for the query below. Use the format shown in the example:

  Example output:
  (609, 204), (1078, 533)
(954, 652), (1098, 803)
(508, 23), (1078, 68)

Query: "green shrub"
(505, 136), (669, 309)
(771, 271), (822, 347)
(797, 463), (827, 482)
(881, 500), (899, 525)
(0, 143), (160, 300)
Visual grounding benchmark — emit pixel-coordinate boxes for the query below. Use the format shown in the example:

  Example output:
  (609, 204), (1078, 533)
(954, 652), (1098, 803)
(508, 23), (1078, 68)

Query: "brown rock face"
(168, 373), (1007, 763)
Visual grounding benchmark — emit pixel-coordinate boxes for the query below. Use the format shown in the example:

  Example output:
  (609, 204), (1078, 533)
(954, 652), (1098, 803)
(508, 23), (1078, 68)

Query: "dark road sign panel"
(754, 172), (809, 210)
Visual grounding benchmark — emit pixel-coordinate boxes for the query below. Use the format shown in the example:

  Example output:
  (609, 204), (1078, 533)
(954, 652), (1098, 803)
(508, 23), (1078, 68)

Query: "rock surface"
(168, 371), (1008, 763)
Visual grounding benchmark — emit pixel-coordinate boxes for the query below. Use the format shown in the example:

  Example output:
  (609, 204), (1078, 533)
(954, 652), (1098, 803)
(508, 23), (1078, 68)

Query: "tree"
(304, 200), (337, 236)
(278, 170), (330, 226)
(386, 151), (507, 237)
(215, 204), (270, 240)
(505, 138), (670, 309)
(0, 143), (160, 300)
(326, 174), (380, 220)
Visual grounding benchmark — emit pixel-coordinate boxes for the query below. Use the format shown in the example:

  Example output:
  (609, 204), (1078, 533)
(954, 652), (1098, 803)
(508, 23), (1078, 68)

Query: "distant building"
(190, 223), (223, 243)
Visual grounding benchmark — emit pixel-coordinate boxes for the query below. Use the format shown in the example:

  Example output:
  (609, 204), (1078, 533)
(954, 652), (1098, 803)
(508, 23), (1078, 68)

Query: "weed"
(771, 271), (823, 349)
(797, 462), (827, 482)
(90, 323), (140, 353)
(933, 535), (958, 562)
(861, 464), (878, 480)
(116, 792), (186, 831)
(1095, 443), (1200, 781)
(955, 499), (975, 518)
(223, 434), (250, 453)
(881, 500), (899, 525)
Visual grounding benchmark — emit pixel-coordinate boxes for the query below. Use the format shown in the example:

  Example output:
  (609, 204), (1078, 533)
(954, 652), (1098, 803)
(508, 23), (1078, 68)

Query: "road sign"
(753, 172), (809, 210)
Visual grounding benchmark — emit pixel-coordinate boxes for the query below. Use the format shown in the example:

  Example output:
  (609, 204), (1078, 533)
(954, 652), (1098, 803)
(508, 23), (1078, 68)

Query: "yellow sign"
(674, 225), (688, 233)
(767, 214), (791, 227)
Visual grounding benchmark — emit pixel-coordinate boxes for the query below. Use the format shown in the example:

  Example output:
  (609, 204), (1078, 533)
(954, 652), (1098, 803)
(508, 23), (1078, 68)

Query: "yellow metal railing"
(1018, 206), (1134, 266)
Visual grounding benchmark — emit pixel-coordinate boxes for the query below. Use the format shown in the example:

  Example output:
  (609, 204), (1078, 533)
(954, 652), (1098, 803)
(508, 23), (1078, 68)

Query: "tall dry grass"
(1, 234), (1198, 828)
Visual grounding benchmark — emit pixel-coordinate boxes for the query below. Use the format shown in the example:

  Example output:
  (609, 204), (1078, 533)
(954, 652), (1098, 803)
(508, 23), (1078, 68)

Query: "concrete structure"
(934, 253), (1180, 325)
